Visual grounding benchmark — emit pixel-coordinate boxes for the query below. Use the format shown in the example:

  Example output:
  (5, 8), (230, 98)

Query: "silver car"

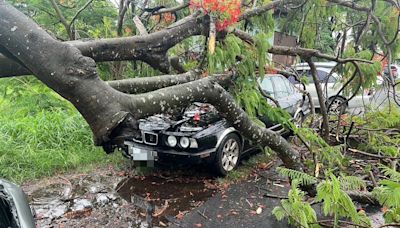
(289, 62), (374, 113)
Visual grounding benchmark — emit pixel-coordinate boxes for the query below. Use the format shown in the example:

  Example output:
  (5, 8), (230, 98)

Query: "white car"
(288, 62), (374, 113)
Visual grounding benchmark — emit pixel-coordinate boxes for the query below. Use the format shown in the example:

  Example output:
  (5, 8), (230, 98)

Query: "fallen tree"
(1, 0), (399, 175)
(0, 0), (307, 171)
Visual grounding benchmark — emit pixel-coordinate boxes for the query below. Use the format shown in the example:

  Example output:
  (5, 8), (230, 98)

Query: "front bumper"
(124, 141), (216, 161)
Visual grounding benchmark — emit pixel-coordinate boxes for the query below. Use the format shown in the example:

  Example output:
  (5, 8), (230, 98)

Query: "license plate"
(129, 147), (157, 161)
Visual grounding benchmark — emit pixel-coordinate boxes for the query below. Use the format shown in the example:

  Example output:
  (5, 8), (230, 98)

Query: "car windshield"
(258, 76), (275, 98)
(289, 69), (337, 84)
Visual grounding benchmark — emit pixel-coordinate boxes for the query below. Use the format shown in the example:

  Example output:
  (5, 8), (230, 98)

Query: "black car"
(122, 74), (309, 175)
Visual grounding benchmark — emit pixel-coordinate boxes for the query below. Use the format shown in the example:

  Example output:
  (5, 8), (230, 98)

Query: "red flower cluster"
(190, 0), (241, 31)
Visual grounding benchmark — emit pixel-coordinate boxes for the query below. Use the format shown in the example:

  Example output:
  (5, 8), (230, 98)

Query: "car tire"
(294, 111), (305, 128)
(213, 133), (242, 176)
(327, 97), (347, 114)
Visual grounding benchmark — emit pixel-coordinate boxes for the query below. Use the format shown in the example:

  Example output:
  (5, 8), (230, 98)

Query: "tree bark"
(306, 58), (330, 139)
(0, 13), (208, 77)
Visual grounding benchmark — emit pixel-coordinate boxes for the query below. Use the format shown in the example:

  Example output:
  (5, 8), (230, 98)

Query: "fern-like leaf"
(380, 165), (400, 181)
(277, 167), (317, 186)
(339, 175), (366, 191)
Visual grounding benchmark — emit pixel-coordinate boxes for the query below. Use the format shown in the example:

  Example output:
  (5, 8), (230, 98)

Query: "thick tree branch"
(232, 29), (373, 64)
(151, 3), (190, 15)
(0, 13), (208, 77)
(239, 0), (283, 20)
(269, 46), (373, 64)
(107, 71), (202, 94)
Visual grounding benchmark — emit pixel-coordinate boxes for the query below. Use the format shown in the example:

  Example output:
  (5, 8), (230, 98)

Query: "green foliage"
(341, 49), (382, 94)
(0, 78), (122, 183)
(358, 106), (400, 158)
(373, 166), (400, 223)
(255, 33), (270, 77)
(276, 167), (372, 227)
(316, 174), (371, 227)
(11, 0), (118, 40)
(339, 175), (366, 191)
(365, 105), (400, 129)
(294, 127), (345, 168)
(272, 180), (319, 228)
(277, 167), (317, 186)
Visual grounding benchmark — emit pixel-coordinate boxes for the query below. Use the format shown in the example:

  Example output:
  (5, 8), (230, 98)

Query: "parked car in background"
(289, 62), (374, 113)
(122, 74), (309, 176)
(0, 179), (35, 228)
(383, 64), (399, 79)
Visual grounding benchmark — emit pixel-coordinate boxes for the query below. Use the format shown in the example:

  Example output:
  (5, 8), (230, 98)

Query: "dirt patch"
(21, 164), (219, 227)
(117, 173), (217, 226)
(23, 166), (144, 227)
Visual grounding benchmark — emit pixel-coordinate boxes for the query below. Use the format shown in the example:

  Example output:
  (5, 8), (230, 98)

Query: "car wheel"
(327, 97), (347, 114)
(214, 133), (241, 176)
(294, 112), (304, 128)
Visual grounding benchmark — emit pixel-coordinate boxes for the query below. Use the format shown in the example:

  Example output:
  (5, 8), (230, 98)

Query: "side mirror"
(0, 179), (35, 228)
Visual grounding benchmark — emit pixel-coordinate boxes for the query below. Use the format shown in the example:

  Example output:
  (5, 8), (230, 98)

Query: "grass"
(0, 78), (124, 183)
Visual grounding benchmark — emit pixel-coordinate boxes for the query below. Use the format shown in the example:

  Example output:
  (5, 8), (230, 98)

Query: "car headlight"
(179, 137), (190, 148)
(167, 135), (177, 147)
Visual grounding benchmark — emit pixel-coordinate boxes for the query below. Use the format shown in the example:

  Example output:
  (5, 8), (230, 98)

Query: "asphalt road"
(171, 162), (293, 228)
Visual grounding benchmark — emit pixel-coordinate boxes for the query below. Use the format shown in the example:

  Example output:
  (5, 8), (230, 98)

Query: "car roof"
(293, 61), (338, 68)
(293, 66), (333, 73)
(263, 74), (285, 77)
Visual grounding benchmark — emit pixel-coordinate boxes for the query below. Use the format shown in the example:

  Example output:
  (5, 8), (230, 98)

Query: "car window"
(287, 75), (298, 84)
(295, 69), (336, 84)
(271, 76), (290, 99)
(282, 76), (295, 94)
(258, 77), (275, 98)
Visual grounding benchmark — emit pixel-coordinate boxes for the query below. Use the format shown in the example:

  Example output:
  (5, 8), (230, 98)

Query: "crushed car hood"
(139, 103), (222, 134)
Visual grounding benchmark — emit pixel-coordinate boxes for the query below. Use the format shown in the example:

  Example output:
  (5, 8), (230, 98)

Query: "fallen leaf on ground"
(229, 210), (239, 215)
(64, 208), (92, 219)
(176, 211), (185, 220)
(222, 183), (230, 189)
(153, 200), (169, 217)
(204, 181), (218, 190)
(258, 161), (273, 170)
(256, 207), (262, 214)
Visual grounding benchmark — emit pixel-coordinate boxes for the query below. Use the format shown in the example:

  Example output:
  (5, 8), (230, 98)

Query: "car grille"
(143, 132), (158, 145)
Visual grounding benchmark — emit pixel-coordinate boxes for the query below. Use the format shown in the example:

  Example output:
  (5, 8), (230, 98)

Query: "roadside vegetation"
(272, 106), (400, 227)
(0, 77), (123, 183)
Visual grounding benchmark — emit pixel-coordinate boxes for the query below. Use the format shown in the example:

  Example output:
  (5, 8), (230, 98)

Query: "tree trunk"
(306, 58), (330, 139)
